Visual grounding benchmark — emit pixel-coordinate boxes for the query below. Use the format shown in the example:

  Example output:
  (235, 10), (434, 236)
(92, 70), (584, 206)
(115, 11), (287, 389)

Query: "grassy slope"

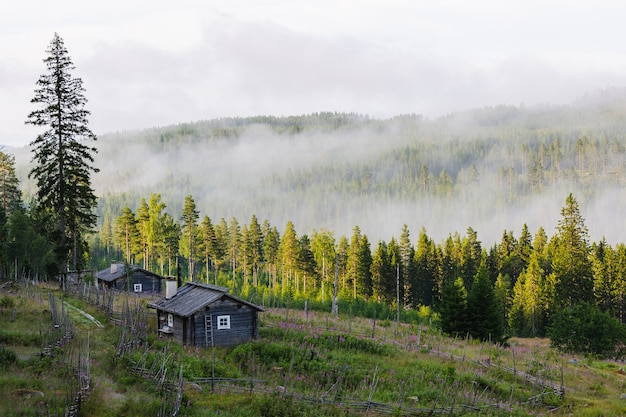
(2, 283), (626, 416)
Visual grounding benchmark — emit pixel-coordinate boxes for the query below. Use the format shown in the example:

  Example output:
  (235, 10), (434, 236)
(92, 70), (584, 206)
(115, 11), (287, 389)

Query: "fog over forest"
(12, 89), (626, 247)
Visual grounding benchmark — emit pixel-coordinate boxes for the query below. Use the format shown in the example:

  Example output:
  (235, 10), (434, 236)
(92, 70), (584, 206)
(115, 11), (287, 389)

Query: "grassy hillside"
(2, 280), (626, 416)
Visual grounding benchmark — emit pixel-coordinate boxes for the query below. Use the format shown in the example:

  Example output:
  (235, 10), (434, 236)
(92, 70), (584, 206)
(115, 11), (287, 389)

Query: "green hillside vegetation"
(11, 33), (626, 415)
(4, 282), (626, 416)
(9, 88), (626, 354)
(75, 88), (626, 242)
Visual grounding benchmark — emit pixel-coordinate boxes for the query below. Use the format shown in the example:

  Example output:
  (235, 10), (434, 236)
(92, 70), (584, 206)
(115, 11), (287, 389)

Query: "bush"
(0, 346), (16, 365)
(548, 302), (626, 357)
(251, 393), (346, 417)
(0, 296), (15, 310)
(232, 341), (294, 367)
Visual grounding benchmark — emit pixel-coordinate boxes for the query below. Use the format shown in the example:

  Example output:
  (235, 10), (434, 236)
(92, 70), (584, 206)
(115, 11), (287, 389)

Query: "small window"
(133, 283), (142, 292)
(167, 313), (174, 328)
(217, 315), (230, 330)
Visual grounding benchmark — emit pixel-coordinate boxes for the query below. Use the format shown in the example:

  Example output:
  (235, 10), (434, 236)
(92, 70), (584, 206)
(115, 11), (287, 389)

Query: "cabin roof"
(95, 262), (164, 282)
(147, 282), (264, 317)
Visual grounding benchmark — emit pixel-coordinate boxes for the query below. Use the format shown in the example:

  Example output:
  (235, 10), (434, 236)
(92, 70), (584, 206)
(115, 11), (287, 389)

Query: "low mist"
(13, 94), (626, 248)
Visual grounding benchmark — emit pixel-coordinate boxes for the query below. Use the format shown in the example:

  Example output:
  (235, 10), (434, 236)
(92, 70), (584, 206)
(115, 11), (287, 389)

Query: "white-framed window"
(167, 313), (174, 328)
(217, 315), (230, 330)
(133, 283), (142, 292)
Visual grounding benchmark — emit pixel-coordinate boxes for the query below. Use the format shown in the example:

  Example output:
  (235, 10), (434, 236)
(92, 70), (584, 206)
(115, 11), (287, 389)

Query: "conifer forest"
(9, 21), (626, 417)
(8, 85), (626, 352)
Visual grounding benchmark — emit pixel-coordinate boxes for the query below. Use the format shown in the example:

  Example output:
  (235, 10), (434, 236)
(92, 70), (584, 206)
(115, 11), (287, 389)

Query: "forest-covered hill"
(13, 87), (626, 246)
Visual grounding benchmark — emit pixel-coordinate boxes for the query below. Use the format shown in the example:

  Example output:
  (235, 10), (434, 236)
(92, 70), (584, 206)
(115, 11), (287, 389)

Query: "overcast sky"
(3, 0), (626, 148)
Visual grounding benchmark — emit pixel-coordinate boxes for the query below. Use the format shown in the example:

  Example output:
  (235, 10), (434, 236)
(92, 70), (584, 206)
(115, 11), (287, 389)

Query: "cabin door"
(204, 314), (214, 348)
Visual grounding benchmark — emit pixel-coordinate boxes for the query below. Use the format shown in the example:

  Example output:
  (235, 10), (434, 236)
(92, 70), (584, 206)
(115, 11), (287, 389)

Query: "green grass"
(4, 282), (626, 416)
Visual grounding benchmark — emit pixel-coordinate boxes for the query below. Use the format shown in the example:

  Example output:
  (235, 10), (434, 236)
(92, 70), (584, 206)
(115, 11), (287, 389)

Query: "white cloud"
(3, 1), (626, 146)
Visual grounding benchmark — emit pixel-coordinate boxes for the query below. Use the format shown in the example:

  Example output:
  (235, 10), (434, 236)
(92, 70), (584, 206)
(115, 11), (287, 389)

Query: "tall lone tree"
(26, 33), (99, 276)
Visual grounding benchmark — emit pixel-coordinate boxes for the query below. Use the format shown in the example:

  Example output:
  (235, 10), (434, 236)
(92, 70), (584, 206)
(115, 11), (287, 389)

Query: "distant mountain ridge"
(14, 88), (626, 246)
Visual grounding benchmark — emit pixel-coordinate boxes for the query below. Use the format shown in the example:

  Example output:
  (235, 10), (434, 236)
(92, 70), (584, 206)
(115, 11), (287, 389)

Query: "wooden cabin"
(147, 282), (264, 348)
(95, 262), (164, 294)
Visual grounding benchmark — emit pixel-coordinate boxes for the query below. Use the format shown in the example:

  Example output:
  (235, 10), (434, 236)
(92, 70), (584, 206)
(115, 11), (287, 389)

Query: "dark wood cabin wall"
(172, 314), (186, 344)
(193, 305), (257, 348)
(132, 272), (162, 293)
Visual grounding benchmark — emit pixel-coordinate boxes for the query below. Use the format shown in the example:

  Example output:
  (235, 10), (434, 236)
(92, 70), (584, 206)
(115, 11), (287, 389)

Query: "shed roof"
(147, 282), (264, 317)
(95, 262), (164, 283)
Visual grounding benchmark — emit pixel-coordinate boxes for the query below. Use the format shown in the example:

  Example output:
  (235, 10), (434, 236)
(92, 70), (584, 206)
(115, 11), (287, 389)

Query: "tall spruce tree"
(357, 234), (373, 299)
(181, 195), (200, 281)
(414, 227), (436, 307)
(26, 33), (98, 275)
(114, 207), (139, 264)
(246, 214), (263, 288)
(346, 226), (364, 299)
(467, 263), (505, 343)
(278, 220), (298, 297)
(310, 229), (336, 303)
(552, 193), (593, 308)
(371, 240), (392, 304)
(439, 277), (468, 337)
(200, 215), (217, 283)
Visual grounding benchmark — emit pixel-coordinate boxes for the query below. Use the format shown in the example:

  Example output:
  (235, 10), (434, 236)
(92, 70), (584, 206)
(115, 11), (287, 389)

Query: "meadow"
(1, 281), (626, 416)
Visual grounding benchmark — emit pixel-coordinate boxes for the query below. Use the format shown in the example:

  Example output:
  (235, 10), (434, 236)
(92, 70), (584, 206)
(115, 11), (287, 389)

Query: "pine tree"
(414, 227), (436, 307)
(200, 215), (217, 283)
(592, 239), (613, 314)
(346, 226), (364, 299)
(263, 223), (280, 293)
(524, 252), (546, 336)
(279, 221), (298, 297)
(6, 210), (52, 280)
(493, 273), (511, 337)
(114, 207), (138, 264)
(387, 237), (400, 307)
(552, 193), (593, 307)
(228, 217), (242, 284)
(136, 198), (150, 269)
(398, 224), (415, 307)
(161, 213), (180, 277)
(147, 194), (167, 272)
(439, 277), (468, 337)
(0, 151), (22, 217)
(467, 263), (504, 343)
(180, 195), (200, 280)
(358, 234), (373, 299)
(213, 218), (230, 282)
(614, 244), (626, 323)
(509, 274), (526, 336)
(246, 214), (263, 288)
(297, 234), (316, 295)
(310, 229), (336, 303)
(371, 240), (392, 304)
(26, 33), (98, 275)
(460, 227), (481, 290)
(99, 214), (113, 265)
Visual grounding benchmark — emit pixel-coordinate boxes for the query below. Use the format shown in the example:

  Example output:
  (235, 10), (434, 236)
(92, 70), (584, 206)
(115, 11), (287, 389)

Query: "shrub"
(251, 393), (346, 417)
(0, 346), (16, 365)
(0, 296), (15, 310)
(548, 302), (626, 357)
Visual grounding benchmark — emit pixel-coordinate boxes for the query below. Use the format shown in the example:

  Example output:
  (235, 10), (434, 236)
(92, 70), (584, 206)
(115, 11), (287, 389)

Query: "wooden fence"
(65, 283), (564, 416)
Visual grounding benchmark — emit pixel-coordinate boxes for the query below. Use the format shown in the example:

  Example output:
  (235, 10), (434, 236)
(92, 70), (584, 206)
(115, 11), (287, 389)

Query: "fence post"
(371, 309), (376, 339)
